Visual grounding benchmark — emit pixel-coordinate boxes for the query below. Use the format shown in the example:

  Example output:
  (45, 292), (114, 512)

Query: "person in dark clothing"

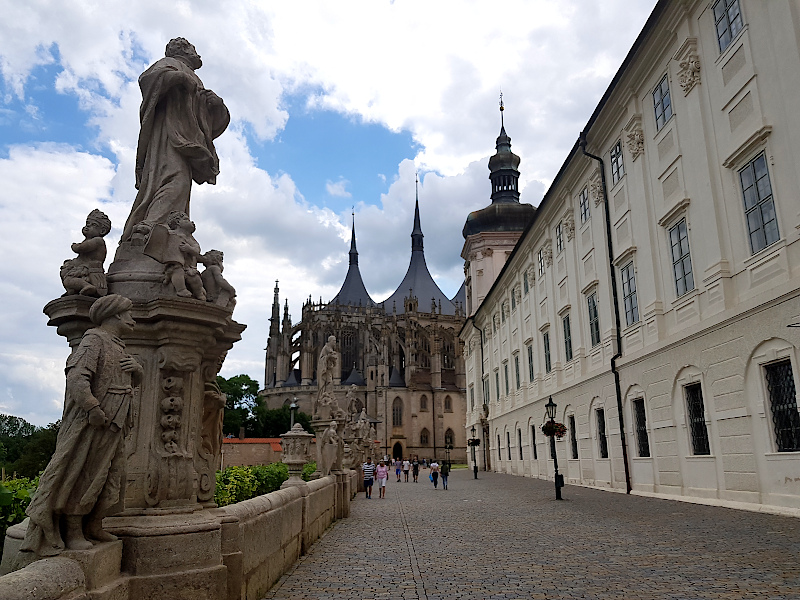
(440, 461), (450, 490)
(412, 457), (420, 483)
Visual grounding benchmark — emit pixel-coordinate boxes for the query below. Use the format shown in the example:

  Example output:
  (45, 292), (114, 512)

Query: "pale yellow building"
(461, 0), (800, 514)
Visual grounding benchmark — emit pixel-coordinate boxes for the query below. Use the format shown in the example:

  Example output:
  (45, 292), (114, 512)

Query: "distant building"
(461, 0), (800, 514)
(261, 186), (467, 463)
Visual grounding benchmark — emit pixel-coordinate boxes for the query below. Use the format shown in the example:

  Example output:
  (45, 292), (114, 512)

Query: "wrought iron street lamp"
(289, 398), (298, 429)
(544, 396), (563, 500)
(468, 425), (480, 479)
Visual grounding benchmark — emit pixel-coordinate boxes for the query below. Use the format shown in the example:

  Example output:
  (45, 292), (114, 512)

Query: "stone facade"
(461, 0), (800, 513)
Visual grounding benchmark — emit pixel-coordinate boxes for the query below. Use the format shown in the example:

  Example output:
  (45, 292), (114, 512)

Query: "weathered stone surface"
(0, 557), (86, 600)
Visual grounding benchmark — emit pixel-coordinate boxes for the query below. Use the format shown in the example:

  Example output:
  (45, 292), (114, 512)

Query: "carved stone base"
(107, 241), (173, 303)
(104, 511), (225, 600)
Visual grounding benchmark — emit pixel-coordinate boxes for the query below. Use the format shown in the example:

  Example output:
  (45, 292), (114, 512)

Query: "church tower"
(462, 97), (535, 316)
(264, 280), (281, 387)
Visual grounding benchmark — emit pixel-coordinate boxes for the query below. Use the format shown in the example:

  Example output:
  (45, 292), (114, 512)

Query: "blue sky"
(0, 0), (656, 425)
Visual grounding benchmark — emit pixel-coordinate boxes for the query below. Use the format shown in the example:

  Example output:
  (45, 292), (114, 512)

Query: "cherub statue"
(143, 210), (206, 300)
(21, 294), (142, 556)
(60, 209), (111, 297)
(200, 249), (236, 309)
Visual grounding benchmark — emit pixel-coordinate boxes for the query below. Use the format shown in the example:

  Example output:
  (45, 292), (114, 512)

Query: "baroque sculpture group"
(22, 37), (240, 558)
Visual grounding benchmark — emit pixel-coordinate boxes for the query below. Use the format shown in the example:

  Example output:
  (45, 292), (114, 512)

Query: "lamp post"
(289, 398), (298, 429)
(544, 396), (563, 500)
(469, 425), (479, 479)
(444, 443), (453, 468)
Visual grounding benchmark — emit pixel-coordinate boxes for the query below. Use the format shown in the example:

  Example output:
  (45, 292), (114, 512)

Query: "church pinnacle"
(349, 210), (359, 266)
(488, 93), (521, 204)
(411, 172), (424, 253)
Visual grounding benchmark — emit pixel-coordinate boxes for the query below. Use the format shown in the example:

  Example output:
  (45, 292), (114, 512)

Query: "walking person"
(363, 457), (375, 499)
(430, 460), (440, 489)
(376, 460), (389, 499)
(403, 458), (410, 482)
(412, 457), (420, 483)
(395, 458), (402, 482)
(440, 461), (450, 490)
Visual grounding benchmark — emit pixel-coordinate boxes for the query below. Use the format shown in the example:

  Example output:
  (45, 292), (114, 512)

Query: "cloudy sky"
(0, 0), (655, 426)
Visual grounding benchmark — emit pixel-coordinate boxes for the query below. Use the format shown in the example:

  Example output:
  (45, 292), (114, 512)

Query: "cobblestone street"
(265, 469), (800, 599)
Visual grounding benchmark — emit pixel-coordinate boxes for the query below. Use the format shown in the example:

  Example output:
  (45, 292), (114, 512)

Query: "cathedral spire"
(349, 210), (359, 266)
(269, 280), (280, 336)
(411, 172), (424, 252)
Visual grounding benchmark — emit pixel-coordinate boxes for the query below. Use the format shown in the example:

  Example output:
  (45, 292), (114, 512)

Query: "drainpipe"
(470, 319), (488, 470)
(579, 131), (632, 494)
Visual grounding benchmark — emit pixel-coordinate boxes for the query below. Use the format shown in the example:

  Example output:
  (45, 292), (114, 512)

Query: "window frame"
(739, 152), (779, 255)
(562, 313), (573, 362)
(568, 414), (578, 459)
(764, 359), (800, 452)
(587, 292), (601, 347)
(579, 187), (590, 223)
(713, 0), (744, 54)
(531, 425), (538, 460)
(506, 431), (512, 460)
(538, 249), (545, 275)
(518, 429), (523, 461)
(556, 221), (564, 254)
(685, 383), (711, 456)
(620, 261), (639, 327)
(392, 398), (403, 427)
(523, 271), (529, 294)
(543, 330), (552, 374)
(632, 398), (651, 458)
(503, 362), (510, 396)
(495, 370), (500, 402)
(597, 408), (608, 459)
(514, 354), (521, 390)
(653, 74), (673, 131)
(610, 140), (625, 185)
(527, 344), (535, 382)
(669, 218), (695, 297)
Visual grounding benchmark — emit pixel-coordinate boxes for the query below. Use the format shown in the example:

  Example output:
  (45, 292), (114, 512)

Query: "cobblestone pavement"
(264, 469), (800, 599)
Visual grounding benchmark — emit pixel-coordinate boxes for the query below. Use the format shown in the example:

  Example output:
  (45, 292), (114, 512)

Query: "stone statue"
(144, 211), (206, 299)
(313, 336), (338, 420)
(60, 209), (111, 297)
(121, 37), (230, 242)
(345, 384), (361, 417)
(21, 294), (143, 556)
(319, 420), (341, 476)
(200, 249), (236, 309)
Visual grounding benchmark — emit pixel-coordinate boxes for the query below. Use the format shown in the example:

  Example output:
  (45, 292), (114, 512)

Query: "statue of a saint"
(121, 37), (230, 242)
(319, 420), (341, 476)
(21, 295), (143, 556)
(314, 336), (338, 419)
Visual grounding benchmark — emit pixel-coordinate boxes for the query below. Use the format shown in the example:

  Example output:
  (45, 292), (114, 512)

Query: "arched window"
(420, 395), (428, 411)
(444, 428), (454, 446)
(518, 429), (523, 460)
(283, 398), (291, 407)
(444, 396), (452, 412)
(393, 397), (403, 427)
(420, 428), (430, 446)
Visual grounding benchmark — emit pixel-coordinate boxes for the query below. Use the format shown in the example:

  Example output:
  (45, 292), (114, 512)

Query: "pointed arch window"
(444, 428), (454, 446)
(392, 397), (403, 427)
(420, 428), (430, 446)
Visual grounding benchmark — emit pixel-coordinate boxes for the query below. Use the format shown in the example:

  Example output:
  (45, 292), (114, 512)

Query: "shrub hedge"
(214, 462), (316, 507)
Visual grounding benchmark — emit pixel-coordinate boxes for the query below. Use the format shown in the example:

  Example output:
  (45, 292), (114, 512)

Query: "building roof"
(330, 219), (376, 308)
(451, 281), (465, 309)
(384, 190), (457, 315)
(223, 438), (283, 451)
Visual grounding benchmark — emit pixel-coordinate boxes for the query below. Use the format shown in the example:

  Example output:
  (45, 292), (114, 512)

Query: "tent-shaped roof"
(330, 220), (375, 308)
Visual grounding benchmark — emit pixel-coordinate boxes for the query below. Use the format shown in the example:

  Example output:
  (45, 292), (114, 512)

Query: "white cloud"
(325, 178), (352, 198)
(0, 0), (657, 424)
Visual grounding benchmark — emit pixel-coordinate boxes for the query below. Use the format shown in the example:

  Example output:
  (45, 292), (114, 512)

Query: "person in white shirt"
(430, 461), (440, 489)
(402, 458), (410, 482)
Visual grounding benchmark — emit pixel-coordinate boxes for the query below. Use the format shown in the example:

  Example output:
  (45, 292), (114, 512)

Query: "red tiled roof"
(223, 438), (283, 451)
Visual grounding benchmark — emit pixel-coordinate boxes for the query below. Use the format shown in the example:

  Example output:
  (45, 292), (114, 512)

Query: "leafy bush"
(0, 476), (39, 561)
(214, 462), (314, 507)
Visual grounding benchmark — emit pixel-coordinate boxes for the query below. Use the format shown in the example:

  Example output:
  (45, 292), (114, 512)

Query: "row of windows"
(392, 396), (453, 426)
(494, 357), (799, 463)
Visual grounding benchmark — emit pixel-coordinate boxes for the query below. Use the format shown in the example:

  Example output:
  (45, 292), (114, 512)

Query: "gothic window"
(444, 428), (454, 446)
(579, 187), (590, 223)
(442, 336), (455, 370)
(740, 153), (779, 255)
(764, 360), (800, 452)
(341, 328), (357, 378)
(621, 262), (639, 326)
(444, 396), (452, 412)
(610, 140), (624, 185)
(530, 425), (538, 460)
(685, 384), (710, 455)
(569, 415), (578, 459)
(420, 395), (428, 411)
(587, 292), (601, 347)
(420, 428), (430, 446)
(653, 74), (673, 131)
(713, 0), (743, 53)
(543, 331), (552, 374)
(518, 429), (523, 460)
(632, 398), (650, 457)
(393, 397), (403, 427)
(669, 219), (694, 297)
(563, 314), (573, 361)
(597, 408), (608, 459)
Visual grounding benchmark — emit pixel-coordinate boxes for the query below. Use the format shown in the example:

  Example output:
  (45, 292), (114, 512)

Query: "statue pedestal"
(43, 294), (245, 598)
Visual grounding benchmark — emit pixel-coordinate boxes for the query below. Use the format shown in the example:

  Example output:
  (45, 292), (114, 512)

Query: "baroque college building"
(261, 189), (468, 463)
(461, 0), (800, 514)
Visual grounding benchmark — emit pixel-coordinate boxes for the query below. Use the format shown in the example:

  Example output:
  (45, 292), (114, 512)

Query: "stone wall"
(0, 470), (357, 600)
(221, 438), (284, 468)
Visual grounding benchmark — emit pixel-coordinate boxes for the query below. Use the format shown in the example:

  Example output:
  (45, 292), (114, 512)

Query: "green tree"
(217, 374), (261, 436)
(255, 405), (312, 437)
